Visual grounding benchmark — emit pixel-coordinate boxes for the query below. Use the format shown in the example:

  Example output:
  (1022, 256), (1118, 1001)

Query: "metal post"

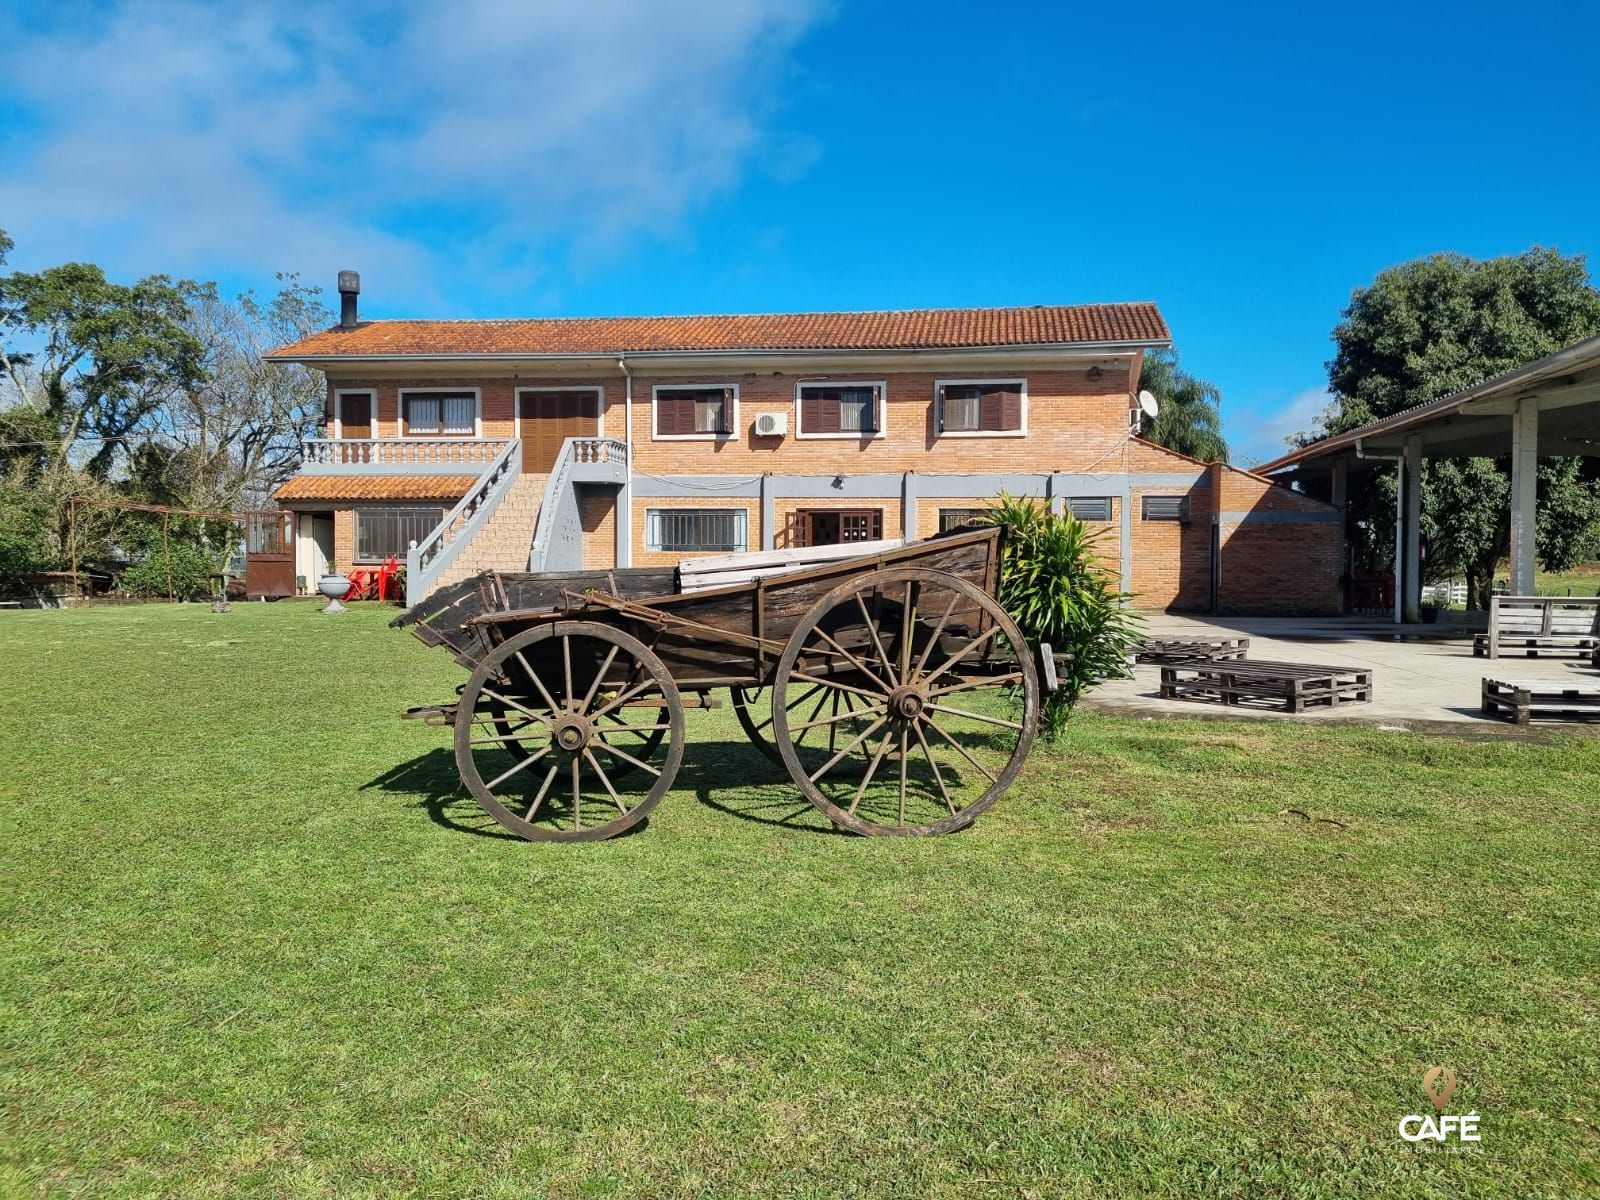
(1509, 398), (1539, 596)
(1403, 434), (1422, 623)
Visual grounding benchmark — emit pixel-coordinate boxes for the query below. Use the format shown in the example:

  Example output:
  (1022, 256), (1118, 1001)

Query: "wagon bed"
(397, 527), (1045, 842)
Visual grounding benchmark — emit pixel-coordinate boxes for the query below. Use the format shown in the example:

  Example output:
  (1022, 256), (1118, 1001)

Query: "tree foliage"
(1320, 248), (1600, 605)
(0, 234), (330, 594)
(1137, 348), (1228, 463)
(982, 494), (1142, 738)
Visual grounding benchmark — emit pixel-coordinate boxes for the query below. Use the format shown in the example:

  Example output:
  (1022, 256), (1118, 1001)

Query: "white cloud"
(1235, 386), (1333, 468)
(0, 0), (822, 308)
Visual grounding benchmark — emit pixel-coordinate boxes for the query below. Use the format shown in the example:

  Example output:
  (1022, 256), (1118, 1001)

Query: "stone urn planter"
(319, 572), (353, 613)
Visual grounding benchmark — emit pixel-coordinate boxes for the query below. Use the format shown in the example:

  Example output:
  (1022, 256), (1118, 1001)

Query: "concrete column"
(760, 473), (776, 551)
(1330, 459), (1348, 511)
(1510, 398), (1539, 595)
(1392, 458), (1405, 626)
(615, 481), (631, 568)
(901, 471), (917, 542)
(1047, 472), (1065, 517)
(1402, 434), (1423, 623)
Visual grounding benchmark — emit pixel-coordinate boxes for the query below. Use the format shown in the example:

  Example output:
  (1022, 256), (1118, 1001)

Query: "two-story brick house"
(260, 276), (1341, 614)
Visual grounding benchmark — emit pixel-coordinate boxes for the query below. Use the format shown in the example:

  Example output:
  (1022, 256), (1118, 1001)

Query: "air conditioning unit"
(754, 412), (788, 437)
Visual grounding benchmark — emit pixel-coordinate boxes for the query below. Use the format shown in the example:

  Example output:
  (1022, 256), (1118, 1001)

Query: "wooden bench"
(1481, 677), (1600, 725)
(1159, 659), (1373, 713)
(1474, 595), (1599, 659)
(1136, 636), (1250, 664)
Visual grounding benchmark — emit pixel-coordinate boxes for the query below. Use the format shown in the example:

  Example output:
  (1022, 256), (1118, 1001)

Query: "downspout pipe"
(618, 355), (633, 568)
(1355, 438), (1405, 625)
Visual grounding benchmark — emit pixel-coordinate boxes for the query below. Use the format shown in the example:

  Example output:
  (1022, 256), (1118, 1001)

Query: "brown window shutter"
(978, 387), (1002, 431)
(871, 386), (883, 432)
(801, 391), (823, 434)
(820, 390), (841, 435)
(1000, 386), (1022, 430)
(721, 388), (735, 434)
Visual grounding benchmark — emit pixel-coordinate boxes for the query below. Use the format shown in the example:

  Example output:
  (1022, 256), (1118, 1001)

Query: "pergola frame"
(1258, 335), (1600, 622)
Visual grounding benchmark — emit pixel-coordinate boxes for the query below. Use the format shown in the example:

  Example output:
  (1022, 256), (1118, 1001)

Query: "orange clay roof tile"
(273, 475), (474, 503)
(267, 303), (1169, 360)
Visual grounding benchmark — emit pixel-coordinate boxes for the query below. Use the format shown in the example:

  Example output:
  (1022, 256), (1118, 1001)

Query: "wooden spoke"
(512, 649), (562, 714)
(524, 759), (561, 821)
(468, 728), (553, 747)
(580, 644), (620, 712)
(484, 744), (553, 791)
(912, 721), (956, 816)
(921, 715), (999, 784)
(927, 670), (1027, 698)
(596, 720), (674, 736)
(479, 686), (553, 727)
(855, 591), (899, 687)
(919, 624), (1003, 692)
(562, 636), (576, 711)
(584, 748), (629, 815)
(570, 758), (582, 829)
(898, 580), (915, 683)
(590, 679), (661, 721)
(897, 725), (909, 827)
(925, 701), (1025, 731)
(848, 726), (897, 815)
(589, 737), (663, 777)
(910, 593), (959, 681)
(787, 698), (888, 733)
(787, 670), (884, 702)
(809, 626), (893, 693)
(807, 715), (888, 783)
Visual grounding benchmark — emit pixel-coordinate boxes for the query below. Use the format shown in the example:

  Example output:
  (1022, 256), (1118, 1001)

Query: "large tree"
(1321, 248), (1600, 608)
(1137, 348), (1228, 463)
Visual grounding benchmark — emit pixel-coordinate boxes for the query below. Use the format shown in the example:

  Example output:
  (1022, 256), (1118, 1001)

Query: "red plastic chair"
(375, 557), (400, 602)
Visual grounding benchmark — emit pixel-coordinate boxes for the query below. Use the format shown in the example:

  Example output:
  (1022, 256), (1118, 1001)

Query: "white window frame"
(331, 389), (377, 439)
(793, 379), (889, 440)
(644, 507), (749, 553)
(933, 377), (1029, 439)
(513, 386), (606, 443)
(396, 387), (483, 439)
(652, 383), (741, 441)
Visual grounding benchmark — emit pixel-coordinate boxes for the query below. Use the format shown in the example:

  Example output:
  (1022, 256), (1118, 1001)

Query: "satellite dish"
(1138, 390), (1160, 419)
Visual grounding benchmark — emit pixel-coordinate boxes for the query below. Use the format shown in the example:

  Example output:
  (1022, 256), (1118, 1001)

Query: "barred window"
(646, 508), (747, 553)
(355, 507), (444, 561)
(1141, 495), (1189, 522)
(938, 508), (986, 532)
(1068, 497), (1113, 522)
(403, 392), (476, 435)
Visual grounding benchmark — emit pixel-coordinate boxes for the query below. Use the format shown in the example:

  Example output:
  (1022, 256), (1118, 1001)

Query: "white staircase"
(435, 473), (548, 589)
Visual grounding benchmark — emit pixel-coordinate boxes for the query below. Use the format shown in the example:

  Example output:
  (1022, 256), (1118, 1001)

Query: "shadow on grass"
(364, 739), (844, 839)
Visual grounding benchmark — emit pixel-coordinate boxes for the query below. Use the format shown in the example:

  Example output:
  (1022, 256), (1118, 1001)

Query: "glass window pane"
(943, 387), (979, 432)
(355, 507), (444, 560)
(646, 508), (746, 552)
(839, 388), (873, 432)
(441, 394), (475, 433)
(407, 396), (441, 432)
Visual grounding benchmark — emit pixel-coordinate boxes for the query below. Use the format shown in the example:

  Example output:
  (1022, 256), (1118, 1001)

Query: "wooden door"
(340, 393), (372, 439)
(519, 391), (599, 473)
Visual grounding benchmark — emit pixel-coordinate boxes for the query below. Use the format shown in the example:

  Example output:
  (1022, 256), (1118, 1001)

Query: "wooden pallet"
(1481, 677), (1600, 725)
(1159, 658), (1373, 713)
(1474, 595), (1600, 659)
(1137, 636), (1250, 664)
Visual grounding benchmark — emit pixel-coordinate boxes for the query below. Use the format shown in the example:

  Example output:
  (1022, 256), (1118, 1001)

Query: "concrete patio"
(1087, 613), (1600, 729)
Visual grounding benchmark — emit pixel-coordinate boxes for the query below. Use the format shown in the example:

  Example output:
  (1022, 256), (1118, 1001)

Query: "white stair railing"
(405, 437), (522, 606)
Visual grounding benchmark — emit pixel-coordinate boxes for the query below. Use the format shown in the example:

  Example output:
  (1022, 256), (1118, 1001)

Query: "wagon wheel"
(730, 683), (875, 766)
(771, 567), (1038, 836)
(455, 621), (685, 841)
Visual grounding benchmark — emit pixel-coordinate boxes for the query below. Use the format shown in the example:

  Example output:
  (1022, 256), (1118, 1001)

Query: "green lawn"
(2, 603), (1597, 1199)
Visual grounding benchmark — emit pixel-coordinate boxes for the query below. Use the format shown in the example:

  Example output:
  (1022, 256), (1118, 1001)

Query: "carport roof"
(1259, 333), (1600, 476)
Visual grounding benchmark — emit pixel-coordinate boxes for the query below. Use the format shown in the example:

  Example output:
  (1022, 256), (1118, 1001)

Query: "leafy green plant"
(981, 493), (1142, 738)
(121, 539), (219, 601)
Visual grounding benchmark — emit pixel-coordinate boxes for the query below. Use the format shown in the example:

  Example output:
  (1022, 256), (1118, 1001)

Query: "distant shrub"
(122, 540), (219, 601)
(982, 493), (1142, 738)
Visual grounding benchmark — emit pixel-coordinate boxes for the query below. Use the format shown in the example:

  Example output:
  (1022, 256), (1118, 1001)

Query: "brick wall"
(579, 491), (616, 570)
(1211, 464), (1342, 616)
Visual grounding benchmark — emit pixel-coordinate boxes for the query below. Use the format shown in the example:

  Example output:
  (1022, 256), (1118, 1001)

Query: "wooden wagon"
(397, 527), (1047, 841)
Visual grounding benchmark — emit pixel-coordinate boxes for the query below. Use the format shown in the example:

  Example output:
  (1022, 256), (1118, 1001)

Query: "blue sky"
(2, 1), (1597, 463)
